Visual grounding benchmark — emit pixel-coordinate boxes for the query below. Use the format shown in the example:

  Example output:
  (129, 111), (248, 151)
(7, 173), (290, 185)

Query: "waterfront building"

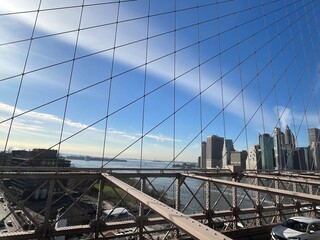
(230, 150), (247, 169)
(0, 151), (10, 166)
(293, 147), (309, 170)
(308, 128), (320, 144)
(200, 141), (207, 168)
(240, 150), (248, 169)
(197, 156), (201, 168)
(259, 133), (274, 170)
(246, 145), (261, 170)
(308, 128), (320, 170)
(273, 127), (285, 170)
(4, 149), (70, 200)
(230, 151), (241, 166)
(285, 125), (296, 148)
(9, 149), (70, 167)
(222, 139), (235, 168)
(206, 135), (224, 168)
(284, 125), (295, 169)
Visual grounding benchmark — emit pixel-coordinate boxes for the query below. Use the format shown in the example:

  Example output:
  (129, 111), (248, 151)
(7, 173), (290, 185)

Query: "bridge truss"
(1, 0), (320, 239)
(0, 168), (319, 240)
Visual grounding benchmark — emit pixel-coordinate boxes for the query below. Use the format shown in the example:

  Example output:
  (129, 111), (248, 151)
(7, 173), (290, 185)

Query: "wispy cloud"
(0, 2), (277, 157)
(275, 106), (292, 130)
(2, 1), (317, 159)
(0, 102), (177, 159)
(0, 1), (266, 125)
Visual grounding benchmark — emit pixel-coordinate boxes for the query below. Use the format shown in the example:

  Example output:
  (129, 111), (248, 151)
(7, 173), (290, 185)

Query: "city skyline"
(1, 1), (320, 162)
(203, 124), (319, 170)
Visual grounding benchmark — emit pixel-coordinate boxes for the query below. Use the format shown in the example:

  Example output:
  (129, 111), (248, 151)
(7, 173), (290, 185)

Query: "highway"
(0, 195), (19, 233)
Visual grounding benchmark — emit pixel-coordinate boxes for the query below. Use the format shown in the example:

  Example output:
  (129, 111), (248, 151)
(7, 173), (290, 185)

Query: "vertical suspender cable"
(308, 0), (320, 147)
(294, 0), (320, 169)
(57, 0), (85, 167)
(217, 1), (227, 168)
(173, 0), (177, 165)
(139, 0), (151, 168)
(4, 0), (43, 153)
(101, 1), (121, 168)
(196, 1), (204, 167)
(234, 2), (250, 166)
(249, 4), (268, 169)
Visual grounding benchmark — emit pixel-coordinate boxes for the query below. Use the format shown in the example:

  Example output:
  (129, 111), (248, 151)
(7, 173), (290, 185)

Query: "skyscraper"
(230, 150), (247, 169)
(308, 128), (320, 145)
(285, 125), (295, 148)
(273, 125), (295, 170)
(259, 133), (274, 170)
(284, 125), (295, 169)
(273, 127), (284, 170)
(206, 135), (224, 168)
(308, 128), (320, 170)
(222, 139), (235, 168)
(293, 147), (309, 170)
(200, 141), (207, 168)
(246, 145), (261, 170)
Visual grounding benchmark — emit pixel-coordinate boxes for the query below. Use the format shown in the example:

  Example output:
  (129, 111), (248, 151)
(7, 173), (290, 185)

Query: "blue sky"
(0, 0), (320, 162)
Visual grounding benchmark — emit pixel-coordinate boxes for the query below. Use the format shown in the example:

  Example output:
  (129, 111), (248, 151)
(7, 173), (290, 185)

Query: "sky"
(0, 0), (320, 162)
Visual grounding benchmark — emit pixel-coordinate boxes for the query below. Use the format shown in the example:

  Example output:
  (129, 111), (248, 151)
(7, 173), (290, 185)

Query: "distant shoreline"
(65, 156), (127, 162)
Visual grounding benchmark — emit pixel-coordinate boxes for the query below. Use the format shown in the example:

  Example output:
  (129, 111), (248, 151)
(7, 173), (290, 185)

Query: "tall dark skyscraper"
(259, 133), (274, 170)
(206, 135), (224, 168)
(200, 141), (207, 168)
(222, 139), (235, 168)
(284, 125), (295, 169)
(293, 147), (309, 170)
(308, 128), (320, 145)
(274, 128), (284, 170)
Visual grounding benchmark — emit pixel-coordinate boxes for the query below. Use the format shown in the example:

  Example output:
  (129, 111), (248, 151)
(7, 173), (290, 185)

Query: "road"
(0, 196), (19, 233)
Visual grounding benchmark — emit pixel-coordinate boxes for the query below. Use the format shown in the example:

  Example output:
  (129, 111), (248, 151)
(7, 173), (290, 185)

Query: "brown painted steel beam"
(244, 173), (320, 186)
(0, 205), (311, 240)
(0, 167), (234, 178)
(183, 173), (320, 204)
(103, 173), (232, 240)
(0, 172), (99, 179)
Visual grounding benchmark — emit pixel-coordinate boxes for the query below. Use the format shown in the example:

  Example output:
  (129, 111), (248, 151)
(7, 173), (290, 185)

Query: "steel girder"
(103, 174), (232, 240)
(183, 173), (320, 204)
(0, 169), (319, 239)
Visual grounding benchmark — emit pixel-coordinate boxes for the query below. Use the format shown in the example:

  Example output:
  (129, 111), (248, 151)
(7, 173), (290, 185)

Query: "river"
(69, 158), (267, 215)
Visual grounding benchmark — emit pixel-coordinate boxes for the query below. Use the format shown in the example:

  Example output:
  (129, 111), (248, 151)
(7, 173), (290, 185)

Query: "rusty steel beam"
(103, 173), (232, 240)
(183, 173), (320, 204)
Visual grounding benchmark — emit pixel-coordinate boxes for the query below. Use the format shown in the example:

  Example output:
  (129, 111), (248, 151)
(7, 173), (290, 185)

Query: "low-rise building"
(3, 149), (70, 200)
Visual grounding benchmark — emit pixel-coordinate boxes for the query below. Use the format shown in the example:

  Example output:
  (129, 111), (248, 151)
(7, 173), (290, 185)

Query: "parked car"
(271, 216), (320, 240)
(6, 220), (13, 227)
(101, 207), (134, 222)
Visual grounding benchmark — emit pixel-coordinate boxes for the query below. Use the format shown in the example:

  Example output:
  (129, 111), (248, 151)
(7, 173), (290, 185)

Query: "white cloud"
(0, 102), (178, 159)
(274, 105), (320, 135)
(275, 106), (292, 130)
(146, 133), (176, 142)
(1, 1), (304, 159)
(0, 102), (92, 130)
(0, 1), (263, 124)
